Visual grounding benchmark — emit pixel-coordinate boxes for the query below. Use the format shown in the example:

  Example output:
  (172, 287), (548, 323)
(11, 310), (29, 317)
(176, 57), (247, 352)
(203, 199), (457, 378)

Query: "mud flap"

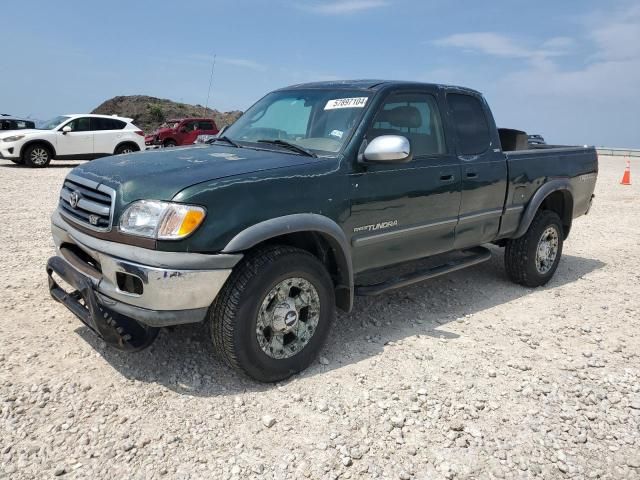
(46, 256), (159, 352)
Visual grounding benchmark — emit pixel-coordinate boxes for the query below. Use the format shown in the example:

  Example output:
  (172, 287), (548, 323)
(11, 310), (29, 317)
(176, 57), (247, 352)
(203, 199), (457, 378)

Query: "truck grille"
(58, 174), (115, 231)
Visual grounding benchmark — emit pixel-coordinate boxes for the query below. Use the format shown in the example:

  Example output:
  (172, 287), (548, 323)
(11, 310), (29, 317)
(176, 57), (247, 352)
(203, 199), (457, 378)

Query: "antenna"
(203, 54), (217, 117)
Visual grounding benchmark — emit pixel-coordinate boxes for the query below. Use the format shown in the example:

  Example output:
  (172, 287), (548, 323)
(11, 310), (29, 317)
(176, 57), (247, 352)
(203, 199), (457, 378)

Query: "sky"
(2, 0), (639, 147)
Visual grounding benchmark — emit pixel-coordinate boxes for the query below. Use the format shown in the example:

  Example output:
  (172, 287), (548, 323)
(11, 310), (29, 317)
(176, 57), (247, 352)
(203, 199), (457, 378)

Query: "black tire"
(163, 139), (177, 148)
(114, 143), (138, 155)
(23, 144), (52, 168)
(504, 210), (564, 287)
(209, 245), (335, 382)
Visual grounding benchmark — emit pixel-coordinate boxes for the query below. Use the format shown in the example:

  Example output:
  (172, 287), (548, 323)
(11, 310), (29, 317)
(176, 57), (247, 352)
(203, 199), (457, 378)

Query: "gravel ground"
(1, 156), (639, 480)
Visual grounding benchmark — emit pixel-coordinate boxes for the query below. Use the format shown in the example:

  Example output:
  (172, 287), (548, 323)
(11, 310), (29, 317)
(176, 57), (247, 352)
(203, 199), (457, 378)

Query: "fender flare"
(222, 213), (354, 312)
(20, 139), (57, 159)
(512, 179), (573, 238)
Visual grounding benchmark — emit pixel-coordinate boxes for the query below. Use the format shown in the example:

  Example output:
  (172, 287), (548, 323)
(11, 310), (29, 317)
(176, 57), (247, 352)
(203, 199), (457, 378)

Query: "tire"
(114, 143), (138, 155)
(163, 139), (177, 148)
(504, 210), (564, 287)
(23, 144), (52, 168)
(209, 245), (335, 382)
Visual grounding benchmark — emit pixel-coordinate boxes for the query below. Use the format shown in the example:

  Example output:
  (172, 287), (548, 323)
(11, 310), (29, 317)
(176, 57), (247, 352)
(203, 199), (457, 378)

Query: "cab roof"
(281, 79), (481, 96)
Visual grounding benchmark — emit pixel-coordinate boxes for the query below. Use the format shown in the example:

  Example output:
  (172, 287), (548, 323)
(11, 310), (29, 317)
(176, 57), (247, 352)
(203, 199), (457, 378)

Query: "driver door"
(57, 117), (94, 156)
(348, 90), (462, 273)
(180, 120), (200, 145)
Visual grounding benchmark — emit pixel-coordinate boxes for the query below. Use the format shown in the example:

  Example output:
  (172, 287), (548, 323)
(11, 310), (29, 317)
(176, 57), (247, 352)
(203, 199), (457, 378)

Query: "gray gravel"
(0, 156), (639, 479)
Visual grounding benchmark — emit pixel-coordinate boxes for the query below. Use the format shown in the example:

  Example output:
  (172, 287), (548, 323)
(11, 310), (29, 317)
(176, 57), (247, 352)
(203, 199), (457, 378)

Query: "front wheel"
(504, 210), (564, 287)
(163, 139), (177, 148)
(209, 246), (335, 382)
(24, 144), (52, 168)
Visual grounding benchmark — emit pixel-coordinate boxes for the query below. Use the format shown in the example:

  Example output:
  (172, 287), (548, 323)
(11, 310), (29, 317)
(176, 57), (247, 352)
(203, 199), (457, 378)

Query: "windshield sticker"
(324, 97), (368, 110)
(330, 129), (344, 139)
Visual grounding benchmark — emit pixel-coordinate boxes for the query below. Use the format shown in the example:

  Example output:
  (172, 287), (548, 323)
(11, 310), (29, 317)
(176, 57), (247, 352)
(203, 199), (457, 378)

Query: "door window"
(447, 93), (491, 155)
(64, 117), (92, 132)
(182, 121), (199, 132)
(92, 118), (126, 130)
(368, 93), (446, 157)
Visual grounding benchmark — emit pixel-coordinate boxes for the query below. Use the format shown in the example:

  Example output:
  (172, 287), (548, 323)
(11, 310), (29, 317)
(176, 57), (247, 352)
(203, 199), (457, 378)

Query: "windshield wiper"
(257, 139), (317, 157)
(208, 135), (241, 148)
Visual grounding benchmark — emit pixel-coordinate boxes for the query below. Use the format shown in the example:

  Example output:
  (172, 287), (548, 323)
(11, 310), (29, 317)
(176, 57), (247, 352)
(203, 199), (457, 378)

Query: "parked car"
(47, 80), (598, 382)
(1, 116), (36, 131)
(528, 134), (546, 145)
(145, 118), (219, 147)
(0, 114), (145, 167)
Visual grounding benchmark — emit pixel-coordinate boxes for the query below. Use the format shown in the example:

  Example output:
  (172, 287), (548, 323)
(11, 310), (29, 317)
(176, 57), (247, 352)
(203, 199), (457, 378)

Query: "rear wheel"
(114, 143), (138, 155)
(504, 210), (564, 287)
(24, 144), (52, 168)
(209, 246), (335, 382)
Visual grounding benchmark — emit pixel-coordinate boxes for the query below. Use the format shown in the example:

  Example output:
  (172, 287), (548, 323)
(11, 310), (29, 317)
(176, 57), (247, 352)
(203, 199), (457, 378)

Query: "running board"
(354, 246), (491, 296)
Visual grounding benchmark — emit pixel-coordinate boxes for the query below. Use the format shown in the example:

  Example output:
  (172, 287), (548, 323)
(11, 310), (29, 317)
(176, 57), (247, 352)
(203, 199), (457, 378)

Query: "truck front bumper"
(48, 211), (242, 331)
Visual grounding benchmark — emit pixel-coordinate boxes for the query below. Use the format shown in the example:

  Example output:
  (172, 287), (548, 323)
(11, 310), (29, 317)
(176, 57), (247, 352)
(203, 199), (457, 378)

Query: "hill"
(91, 95), (243, 133)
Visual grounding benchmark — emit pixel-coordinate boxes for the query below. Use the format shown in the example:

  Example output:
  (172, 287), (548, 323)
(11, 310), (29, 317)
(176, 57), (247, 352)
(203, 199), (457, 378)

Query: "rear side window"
(182, 121), (199, 131)
(92, 118), (126, 130)
(368, 92), (446, 157)
(198, 121), (214, 130)
(447, 93), (490, 155)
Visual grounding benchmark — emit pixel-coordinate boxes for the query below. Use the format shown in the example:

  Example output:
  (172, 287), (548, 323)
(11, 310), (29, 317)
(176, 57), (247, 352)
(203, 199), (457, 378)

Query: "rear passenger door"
(446, 92), (507, 249)
(92, 117), (126, 154)
(349, 90), (461, 273)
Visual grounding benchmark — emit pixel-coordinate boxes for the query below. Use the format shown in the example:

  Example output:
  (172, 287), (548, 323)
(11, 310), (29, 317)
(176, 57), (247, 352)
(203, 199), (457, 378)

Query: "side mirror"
(363, 135), (412, 163)
(62, 126), (72, 134)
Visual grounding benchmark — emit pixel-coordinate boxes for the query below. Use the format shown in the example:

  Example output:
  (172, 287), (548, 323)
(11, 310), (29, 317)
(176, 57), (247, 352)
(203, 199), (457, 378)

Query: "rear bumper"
(50, 211), (242, 327)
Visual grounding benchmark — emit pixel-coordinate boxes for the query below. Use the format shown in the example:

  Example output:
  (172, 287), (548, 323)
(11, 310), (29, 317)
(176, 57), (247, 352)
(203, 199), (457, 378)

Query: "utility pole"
(203, 54), (217, 117)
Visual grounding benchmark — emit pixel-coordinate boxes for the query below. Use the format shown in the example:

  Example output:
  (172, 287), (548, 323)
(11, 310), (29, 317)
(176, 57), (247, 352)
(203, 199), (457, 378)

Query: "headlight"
(2, 135), (25, 142)
(119, 200), (206, 240)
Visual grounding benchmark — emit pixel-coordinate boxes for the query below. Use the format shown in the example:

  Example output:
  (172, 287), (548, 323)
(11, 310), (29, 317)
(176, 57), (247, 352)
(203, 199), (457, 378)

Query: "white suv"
(0, 114), (145, 168)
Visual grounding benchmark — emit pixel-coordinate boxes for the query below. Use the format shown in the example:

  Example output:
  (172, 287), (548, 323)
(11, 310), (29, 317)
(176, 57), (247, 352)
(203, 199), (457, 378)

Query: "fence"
(596, 148), (640, 158)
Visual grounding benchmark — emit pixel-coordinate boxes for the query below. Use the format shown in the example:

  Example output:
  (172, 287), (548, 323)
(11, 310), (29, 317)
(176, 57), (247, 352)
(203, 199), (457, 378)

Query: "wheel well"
(540, 190), (573, 238)
(114, 141), (140, 154)
(20, 140), (56, 160)
(252, 231), (351, 311)
(163, 138), (177, 145)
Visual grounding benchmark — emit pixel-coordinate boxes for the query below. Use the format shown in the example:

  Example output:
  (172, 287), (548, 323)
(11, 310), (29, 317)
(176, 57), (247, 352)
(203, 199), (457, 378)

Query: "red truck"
(145, 118), (219, 147)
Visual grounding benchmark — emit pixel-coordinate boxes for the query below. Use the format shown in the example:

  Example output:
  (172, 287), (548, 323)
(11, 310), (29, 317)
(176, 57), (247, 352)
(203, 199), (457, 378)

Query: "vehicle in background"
(194, 133), (218, 144)
(47, 80), (597, 382)
(0, 114), (145, 167)
(528, 134), (546, 146)
(1, 116), (36, 131)
(145, 118), (218, 148)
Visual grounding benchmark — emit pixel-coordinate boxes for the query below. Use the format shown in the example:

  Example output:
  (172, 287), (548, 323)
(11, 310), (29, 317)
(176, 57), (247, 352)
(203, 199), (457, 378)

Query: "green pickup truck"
(47, 80), (598, 381)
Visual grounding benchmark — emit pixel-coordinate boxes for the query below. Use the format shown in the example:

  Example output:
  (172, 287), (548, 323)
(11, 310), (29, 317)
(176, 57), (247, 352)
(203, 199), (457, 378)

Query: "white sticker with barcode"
(324, 97), (368, 110)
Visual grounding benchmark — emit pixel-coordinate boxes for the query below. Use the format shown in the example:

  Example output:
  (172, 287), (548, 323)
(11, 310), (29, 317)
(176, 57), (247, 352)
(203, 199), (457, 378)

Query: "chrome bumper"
(50, 210), (242, 326)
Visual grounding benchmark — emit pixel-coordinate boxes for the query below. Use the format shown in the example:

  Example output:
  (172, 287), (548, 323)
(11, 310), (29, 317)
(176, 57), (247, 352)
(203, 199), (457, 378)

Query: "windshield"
(224, 89), (372, 156)
(37, 115), (71, 130)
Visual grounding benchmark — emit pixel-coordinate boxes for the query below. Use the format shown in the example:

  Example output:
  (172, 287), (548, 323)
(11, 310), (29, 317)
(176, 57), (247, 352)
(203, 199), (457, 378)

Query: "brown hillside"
(91, 95), (242, 134)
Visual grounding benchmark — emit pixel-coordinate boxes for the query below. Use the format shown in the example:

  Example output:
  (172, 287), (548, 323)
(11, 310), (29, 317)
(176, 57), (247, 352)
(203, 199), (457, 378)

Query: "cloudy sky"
(2, 0), (638, 147)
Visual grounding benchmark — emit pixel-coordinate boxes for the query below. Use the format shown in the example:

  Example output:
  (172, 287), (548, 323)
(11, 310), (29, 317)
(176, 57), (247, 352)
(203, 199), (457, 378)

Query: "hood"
(0, 129), (41, 139)
(71, 144), (323, 205)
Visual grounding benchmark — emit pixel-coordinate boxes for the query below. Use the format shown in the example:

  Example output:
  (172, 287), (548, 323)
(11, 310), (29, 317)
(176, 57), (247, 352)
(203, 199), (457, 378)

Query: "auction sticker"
(324, 97), (368, 110)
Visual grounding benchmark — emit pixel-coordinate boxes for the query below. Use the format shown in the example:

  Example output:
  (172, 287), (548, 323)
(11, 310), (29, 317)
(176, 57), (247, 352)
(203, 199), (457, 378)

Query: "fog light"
(116, 272), (143, 295)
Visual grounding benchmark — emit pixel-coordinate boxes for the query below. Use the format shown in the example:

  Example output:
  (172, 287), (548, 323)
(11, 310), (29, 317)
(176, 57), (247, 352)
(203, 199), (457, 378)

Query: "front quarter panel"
(161, 158), (349, 253)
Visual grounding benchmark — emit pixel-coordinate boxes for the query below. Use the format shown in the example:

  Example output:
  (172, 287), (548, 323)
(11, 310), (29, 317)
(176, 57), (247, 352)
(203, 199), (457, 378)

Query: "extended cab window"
(198, 121), (214, 130)
(183, 121), (199, 132)
(447, 93), (490, 155)
(368, 93), (446, 157)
